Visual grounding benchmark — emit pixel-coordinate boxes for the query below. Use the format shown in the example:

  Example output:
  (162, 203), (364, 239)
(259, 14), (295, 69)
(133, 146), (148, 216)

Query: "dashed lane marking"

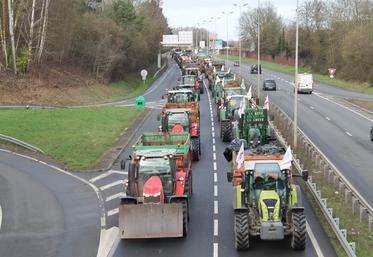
(213, 243), (218, 257)
(345, 131), (353, 137)
(100, 180), (124, 191)
(325, 117), (331, 121)
(105, 192), (126, 202)
(214, 219), (219, 236)
(213, 153), (216, 161)
(214, 201), (219, 214)
(310, 106), (315, 110)
(214, 173), (217, 183)
(214, 185), (218, 197)
(213, 145), (216, 152)
(213, 162), (217, 171)
(212, 138), (216, 144)
(0, 205), (2, 231)
(107, 208), (119, 217)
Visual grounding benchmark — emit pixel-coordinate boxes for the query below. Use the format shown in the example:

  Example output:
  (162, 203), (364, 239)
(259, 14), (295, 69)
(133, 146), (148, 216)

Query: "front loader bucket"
(119, 203), (183, 239)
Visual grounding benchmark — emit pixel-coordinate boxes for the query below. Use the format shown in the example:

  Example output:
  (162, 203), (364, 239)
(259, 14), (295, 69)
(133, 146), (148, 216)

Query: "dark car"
(370, 126), (373, 141)
(263, 79), (276, 91)
(250, 64), (262, 74)
(233, 61), (240, 67)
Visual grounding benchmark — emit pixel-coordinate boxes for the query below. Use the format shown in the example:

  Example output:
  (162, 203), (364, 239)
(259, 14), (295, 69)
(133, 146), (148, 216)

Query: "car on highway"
(250, 64), (262, 74)
(233, 61), (240, 67)
(263, 79), (277, 91)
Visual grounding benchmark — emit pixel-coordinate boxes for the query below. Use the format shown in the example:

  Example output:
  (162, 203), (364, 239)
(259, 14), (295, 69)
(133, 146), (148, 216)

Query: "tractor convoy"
(117, 49), (309, 252)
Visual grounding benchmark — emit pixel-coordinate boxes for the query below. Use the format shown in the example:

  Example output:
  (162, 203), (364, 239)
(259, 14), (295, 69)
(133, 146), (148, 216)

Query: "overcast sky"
(162, 0), (297, 40)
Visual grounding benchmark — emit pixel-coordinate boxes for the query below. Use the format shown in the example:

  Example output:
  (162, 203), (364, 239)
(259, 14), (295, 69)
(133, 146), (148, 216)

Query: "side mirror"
(120, 159), (126, 170)
(302, 170), (309, 181)
(227, 172), (233, 182)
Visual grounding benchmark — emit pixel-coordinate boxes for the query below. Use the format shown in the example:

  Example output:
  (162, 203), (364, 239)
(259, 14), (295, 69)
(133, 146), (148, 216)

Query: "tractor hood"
(143, 176), (164, 203)
(259, 190), (280, 222)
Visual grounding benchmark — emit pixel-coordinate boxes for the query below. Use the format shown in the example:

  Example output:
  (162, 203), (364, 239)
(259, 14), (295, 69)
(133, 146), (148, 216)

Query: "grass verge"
(226, 55), (373, 95)
(345, 99), (373, 112)
(0, 107), (143, 170)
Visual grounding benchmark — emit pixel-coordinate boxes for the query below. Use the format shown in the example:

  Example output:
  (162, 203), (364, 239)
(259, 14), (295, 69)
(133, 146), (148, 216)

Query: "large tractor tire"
(182, 200), (189, 236)
(221, 121), (233, 142)
(191, 138), (200, 161)
(291, 212), (306, 250)
(234, 212), (250, 250)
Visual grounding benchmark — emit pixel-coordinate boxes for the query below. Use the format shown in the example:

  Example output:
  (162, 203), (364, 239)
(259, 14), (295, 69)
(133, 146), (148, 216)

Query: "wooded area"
(239, 0), (373, 86)
(0, 0), (168, 80)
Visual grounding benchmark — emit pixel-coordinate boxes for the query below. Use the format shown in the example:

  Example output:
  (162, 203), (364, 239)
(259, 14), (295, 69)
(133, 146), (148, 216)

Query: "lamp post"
(222, 11), (234, 64)
(233, 3), (248, 76)
(257, 0), (261, 99)
(213, 17), (221, 56)
(293, 0), (299, 148)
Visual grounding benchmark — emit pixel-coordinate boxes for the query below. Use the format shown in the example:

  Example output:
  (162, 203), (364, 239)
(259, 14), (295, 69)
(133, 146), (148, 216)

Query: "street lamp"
(257, 0), (261, 99)
(233, 3), (248, 76)
(222, 11), (234, 64)
(293, 0), (299, 148)
(213, 17), (221, 56)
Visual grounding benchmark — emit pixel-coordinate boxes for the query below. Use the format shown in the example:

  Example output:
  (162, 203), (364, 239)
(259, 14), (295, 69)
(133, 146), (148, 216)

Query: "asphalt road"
(82, 60), (337, 257)
(0, 150), (101, 257)
(227, 60), (373, 207)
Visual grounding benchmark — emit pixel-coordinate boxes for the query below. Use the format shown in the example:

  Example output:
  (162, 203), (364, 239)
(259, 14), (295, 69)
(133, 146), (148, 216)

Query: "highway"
(0, 150), (101, 257)
(79, 60), (337, 257)
(226, 61), (373, 206)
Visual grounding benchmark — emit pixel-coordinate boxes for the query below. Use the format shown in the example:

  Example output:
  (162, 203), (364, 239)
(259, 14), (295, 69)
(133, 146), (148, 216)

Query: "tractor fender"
(169, 195), (189, 204)
(120, 196), (138, 205)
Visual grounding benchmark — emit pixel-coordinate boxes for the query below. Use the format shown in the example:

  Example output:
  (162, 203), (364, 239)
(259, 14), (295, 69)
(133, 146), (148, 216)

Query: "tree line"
(239, 0), (373, 85)
(0, 0), (169, 80)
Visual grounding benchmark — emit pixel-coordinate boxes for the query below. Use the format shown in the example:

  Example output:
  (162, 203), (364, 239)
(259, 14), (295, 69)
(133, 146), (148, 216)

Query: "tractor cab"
(162, 109), (192, 133)
(167, 89), (197, 103)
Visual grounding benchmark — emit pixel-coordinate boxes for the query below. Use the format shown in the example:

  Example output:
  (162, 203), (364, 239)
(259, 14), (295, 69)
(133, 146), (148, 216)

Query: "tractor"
(224, 144), (309, 250)
(159, 108), (201, 161)
(119, 132), (193, 239)
(162, 89), (200, 118)
(177, 75), (203, 96)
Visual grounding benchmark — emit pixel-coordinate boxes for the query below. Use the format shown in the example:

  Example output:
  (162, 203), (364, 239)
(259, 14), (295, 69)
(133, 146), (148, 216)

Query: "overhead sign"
(328, 68), (336, 78)
(161, 31), (193, 46)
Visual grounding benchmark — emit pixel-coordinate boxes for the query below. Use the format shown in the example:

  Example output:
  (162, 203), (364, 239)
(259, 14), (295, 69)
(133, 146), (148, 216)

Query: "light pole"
(213, 17), (221, 56)
(257, 0), (261, 99)
(222, 11), (234, 64)
(293, 0), (299, 148)
(233, 3), (248, 76)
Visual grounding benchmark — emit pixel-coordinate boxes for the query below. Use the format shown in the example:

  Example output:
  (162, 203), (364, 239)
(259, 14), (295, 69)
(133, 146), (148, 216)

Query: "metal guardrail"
(0, 134), (44, 153)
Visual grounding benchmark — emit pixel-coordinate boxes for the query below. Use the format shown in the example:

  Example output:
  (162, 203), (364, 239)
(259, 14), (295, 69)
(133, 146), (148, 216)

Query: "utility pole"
(293, 0), (299, 148)
(233, 3), (248, 77)
(257, 0), (261, 99)
(222, 11), (233, 64)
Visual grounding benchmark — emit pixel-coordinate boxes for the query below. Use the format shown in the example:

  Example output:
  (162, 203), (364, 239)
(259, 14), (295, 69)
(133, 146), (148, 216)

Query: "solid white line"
(213, 243), (218, 257)
(214, 185), (218, 197)
(107, 208), (119, 217)
(213, 153), (216, 161)
(214, 201), (219, 214)
(213, 162), (217, 171)
(325, 117), (331, 121)
(214, 173), (218, 183)
(307, 221), (325, 257)
(213, 145), (216, 152)
(0, 205), (2, 231)
(105, 192), (126, 202)
(100, 180), (124, 191)
(345, 131), (353, 137)
(214, 219), (219, 236)
(89, 170), (113, 183)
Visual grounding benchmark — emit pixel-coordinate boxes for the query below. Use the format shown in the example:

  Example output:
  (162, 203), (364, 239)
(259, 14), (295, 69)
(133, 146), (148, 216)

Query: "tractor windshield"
(167, 112), (190, 131)
(182, 76), (195, 85)
(171, 93), (193, 103)
(186, 69), (198, 76)
(228, 96), (246, 109)
(253, 163), (286, 192)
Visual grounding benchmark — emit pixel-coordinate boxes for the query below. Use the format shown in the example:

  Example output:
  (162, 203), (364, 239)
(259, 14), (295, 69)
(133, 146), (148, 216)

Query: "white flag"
(251, 100), (257, 109)
(226, 68), (231, 74)
(264, 95), (269, 110)
(221, 65), (225, 71)
(246, 86), (252, 100)
(279, 146), (293, 170)
(238, 100), (246, 117)
(213, 66), (216, 73)
(222, 78), (225, 87)
(240, 79), (245, 89)
(236, 143), (245, 169)
(215, 76), (221, 85)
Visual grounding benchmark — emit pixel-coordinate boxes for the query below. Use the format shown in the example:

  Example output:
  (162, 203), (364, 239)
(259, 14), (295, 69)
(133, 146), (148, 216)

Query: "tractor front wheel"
(191, 138), (200, 161)
(291, 212), (306, 250)
(234, 212), (250, 250)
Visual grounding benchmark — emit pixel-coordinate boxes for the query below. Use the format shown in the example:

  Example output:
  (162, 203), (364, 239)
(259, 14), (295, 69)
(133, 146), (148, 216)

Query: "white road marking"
(212, 138), (216, 144)
(212, 127), (215, 132)
(213, 153), (216, 161)
(213, 162), (217, 171)
(105, 192), (126, 202)
(307, 221), (325, 257)
(214, 219), (219, 236)
(100, 180), (124, 191)
(212, 132), (215, 138)
(211, 122), (214, 127)
(0, 205), (2, 231)
(213, 243), (218, 257)
(107, 208), (119, 217)
(214, 173), (217, 183)
(325, 117), (331, 121)
(111, 170), (127, 175)
(345, 131), (353, 137)
(213, 145), (216, 152)
(89, 170), (113, 183)
(214, 185), (218, 197)
(214, 201), (219, 214)
(310, 106), (315, 110)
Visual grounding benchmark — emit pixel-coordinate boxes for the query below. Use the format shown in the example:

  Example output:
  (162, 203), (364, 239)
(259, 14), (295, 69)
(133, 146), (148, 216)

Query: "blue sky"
(162, 0), (297, 40)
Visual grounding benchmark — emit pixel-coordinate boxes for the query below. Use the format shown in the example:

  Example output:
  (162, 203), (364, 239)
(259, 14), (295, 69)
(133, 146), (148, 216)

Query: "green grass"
(0, 107), (143, 170)
(226, 55), (373, 95)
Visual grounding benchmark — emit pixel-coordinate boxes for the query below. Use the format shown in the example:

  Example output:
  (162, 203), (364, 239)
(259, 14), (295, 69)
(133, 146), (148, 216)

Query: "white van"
(296, 73), (313, 94)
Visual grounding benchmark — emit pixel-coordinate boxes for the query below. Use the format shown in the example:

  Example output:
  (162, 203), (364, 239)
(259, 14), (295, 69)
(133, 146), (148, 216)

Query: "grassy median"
(226, 55), (373, 95)
(0, 107), (143, 169)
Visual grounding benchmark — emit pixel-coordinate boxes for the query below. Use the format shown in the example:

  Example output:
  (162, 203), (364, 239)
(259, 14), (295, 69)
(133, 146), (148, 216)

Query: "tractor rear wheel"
(191, 138), (200, 161)
(291, 212), (306, 250)
(221, 121), (233, 142)
(182, 201), (188, 236)
(234, 212), (250, 250)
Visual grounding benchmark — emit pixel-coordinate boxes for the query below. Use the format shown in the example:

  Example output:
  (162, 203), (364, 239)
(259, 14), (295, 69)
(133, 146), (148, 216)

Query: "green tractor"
(225, 149), (309, 250)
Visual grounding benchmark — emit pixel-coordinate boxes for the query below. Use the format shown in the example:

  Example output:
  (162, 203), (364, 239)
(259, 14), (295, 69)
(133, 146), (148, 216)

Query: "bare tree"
(27, 0), (36, 67)
(37, 0), (50, 63)
(8, 0), (16, 74)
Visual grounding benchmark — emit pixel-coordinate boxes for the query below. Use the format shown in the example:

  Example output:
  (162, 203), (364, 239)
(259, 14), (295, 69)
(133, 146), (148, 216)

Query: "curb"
(96, 227), (119, 257)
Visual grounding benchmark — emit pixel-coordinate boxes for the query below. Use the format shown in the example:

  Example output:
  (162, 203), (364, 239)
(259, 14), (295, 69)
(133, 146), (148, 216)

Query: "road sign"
(328, 68), (336, 78)
(141, 69), (148, 81)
